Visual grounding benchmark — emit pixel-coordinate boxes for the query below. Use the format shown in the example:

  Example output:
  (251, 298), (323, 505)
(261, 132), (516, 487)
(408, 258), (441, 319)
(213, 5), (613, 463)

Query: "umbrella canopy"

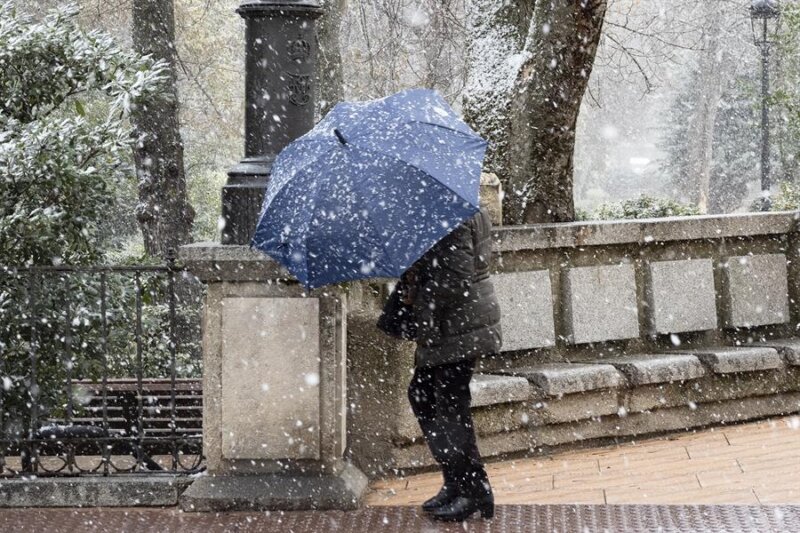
(251, 88), (488, 288)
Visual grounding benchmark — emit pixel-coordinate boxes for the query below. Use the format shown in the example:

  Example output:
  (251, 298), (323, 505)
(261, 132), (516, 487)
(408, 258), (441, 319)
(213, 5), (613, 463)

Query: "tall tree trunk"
(464, 0), (606, 225)
(507, 0), (607, 224)
(685, 5), (724, 214)
(131, 0), (194, 258)
(463, 0), (534, 190)
(317, 0), (347, 118)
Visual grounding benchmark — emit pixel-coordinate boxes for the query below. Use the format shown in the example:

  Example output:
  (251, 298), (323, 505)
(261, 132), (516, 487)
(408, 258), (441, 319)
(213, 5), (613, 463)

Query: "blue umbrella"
(251, 88), (488, 289)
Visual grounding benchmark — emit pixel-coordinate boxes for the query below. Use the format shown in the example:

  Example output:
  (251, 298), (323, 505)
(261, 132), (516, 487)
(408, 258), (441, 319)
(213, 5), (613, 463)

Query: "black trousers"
(407, 359), (489, 495)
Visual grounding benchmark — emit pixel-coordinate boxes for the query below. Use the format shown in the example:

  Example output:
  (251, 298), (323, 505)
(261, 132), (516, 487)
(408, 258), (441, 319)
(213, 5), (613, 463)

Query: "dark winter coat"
(378, 208), (502, 367)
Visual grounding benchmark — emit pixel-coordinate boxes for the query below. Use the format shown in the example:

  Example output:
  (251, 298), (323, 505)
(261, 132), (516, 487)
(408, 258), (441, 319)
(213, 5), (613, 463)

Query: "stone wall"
(487, 212), (797, 362)
(346, 212), (800, 477)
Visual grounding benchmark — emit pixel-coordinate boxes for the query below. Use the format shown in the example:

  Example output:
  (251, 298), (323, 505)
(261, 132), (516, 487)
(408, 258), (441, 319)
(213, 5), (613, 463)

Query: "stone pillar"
(178, 245), (367, 511)
(787, 223), (800, 328)
(180, 0), (366, 511)
(480, 172), (503, 226)
(221, 0), (323, 245)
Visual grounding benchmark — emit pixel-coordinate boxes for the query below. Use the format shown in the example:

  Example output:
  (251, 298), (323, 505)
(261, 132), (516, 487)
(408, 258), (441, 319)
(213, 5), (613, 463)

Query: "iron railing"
(0, 256), (204, 476)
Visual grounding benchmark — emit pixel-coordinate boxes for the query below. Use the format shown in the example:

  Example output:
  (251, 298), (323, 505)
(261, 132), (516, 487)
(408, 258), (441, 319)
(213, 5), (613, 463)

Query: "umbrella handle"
(333, 128), (348, 145)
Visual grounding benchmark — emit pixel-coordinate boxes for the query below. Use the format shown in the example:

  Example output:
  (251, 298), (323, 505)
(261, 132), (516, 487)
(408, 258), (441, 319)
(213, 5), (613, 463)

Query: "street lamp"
(221, 1), (323, 245)
(750, 0), (781, 210)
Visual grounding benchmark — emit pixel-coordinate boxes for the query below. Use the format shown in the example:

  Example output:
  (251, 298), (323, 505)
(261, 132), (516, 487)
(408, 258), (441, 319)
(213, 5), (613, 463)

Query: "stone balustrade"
(179, 210), (800, 508)
(344, 211), (800, 475)
(488, 211), (798, 357)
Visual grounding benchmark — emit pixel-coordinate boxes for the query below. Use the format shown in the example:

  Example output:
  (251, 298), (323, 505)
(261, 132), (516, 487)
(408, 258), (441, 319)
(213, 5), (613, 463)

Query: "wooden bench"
(20, 378), (202, 473)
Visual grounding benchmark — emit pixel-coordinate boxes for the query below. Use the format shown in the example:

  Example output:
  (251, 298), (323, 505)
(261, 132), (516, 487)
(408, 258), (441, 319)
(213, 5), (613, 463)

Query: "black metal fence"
(0, 258), (204, 477)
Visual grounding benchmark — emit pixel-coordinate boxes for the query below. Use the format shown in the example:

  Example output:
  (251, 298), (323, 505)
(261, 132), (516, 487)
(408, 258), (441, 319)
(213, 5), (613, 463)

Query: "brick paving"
(2, 505), (800, 532)
(368, 415), (800, 506)
(1, 416), (799, 531)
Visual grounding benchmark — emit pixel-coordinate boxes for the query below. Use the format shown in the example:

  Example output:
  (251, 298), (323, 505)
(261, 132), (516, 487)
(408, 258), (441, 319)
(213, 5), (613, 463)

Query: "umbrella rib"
(408, 119), (486, 142)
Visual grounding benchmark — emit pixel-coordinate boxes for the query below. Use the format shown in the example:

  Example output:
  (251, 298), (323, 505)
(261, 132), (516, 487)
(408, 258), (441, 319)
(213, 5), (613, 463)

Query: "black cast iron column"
(221, 0), (323, 245)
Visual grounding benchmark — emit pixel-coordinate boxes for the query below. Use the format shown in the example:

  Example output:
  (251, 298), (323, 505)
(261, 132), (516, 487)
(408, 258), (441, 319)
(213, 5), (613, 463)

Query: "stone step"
(387, 351), (800, 471)
(589, 354), (706, 386)
(676, 347), (783, 374)
(389, 392), (800, 471)
(495, 363), (624, 397)
(747, 338), (800, 366)
(469, 373), (530, 407)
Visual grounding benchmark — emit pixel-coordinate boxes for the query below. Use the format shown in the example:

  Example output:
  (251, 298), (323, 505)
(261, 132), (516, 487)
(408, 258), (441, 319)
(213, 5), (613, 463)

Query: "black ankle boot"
(421, 482), (459, 512)
(430, 477), (493, 522)
(429, 494), (494, 521)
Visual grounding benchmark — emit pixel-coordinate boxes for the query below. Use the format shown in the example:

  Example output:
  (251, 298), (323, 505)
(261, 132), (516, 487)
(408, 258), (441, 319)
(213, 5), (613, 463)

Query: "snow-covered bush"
(584, 195), (701, 221)
(767, 182), (800, 211)
(0, 1), (166, 266)
(0, 3), (170, 436)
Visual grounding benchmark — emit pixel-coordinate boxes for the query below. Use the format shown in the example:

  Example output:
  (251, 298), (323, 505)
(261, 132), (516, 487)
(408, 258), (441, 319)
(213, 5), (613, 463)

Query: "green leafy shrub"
(0, 2), (167, 266)
(585, 195), (701, 221)
(768, 182), (800, 211)
(0, 3), (194, 440)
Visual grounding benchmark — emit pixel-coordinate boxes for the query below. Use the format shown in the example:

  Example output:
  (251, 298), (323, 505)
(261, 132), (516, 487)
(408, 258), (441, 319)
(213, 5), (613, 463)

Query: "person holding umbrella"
(251, 88), (501, 522)
(380, 205), (502, 521)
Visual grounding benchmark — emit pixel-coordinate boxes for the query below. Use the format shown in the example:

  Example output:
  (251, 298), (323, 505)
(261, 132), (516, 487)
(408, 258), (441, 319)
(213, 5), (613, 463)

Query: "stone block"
(472, 404), (529, 436)
(180, 464), (368, 512)
(493, 270), (556, 351)
(490, 212), (797, 254)
(528, 390), (620, 425)
(563, 264), (639, 344)
(346, 310), (415, 477)
(629, 368), (800, 414)
(626, 382), (698, 413)
(0, 477), (192, 508)
(702, 367), (800, 399)
(221, 297), (321, 460)
(389, 391), (800, 471)
(480, 172), (503, 226)
(532, 392), (800, 448)
(179, 243), (287, 282)
(389, 429), (536, 470)
(594, 354), (706, 386)
(748, 338), (800, 366)
(470, 373), (530, 407)
(646, 259), (717, 334)
(682, 346), (783, 374)
(722, 254), (789, 327)
(498, 363), (625, 397)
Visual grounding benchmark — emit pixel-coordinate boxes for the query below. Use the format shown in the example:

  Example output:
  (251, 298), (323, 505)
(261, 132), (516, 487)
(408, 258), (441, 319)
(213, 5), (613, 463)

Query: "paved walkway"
(367, 415), (800, 506)
(2, 504), (800, 532)
(1, 417), (799, 532)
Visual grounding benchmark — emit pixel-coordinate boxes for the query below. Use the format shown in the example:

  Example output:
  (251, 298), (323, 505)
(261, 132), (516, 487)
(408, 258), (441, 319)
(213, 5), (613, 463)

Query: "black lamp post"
(221, 1), (323, 245)
(750, 0), (781, 210)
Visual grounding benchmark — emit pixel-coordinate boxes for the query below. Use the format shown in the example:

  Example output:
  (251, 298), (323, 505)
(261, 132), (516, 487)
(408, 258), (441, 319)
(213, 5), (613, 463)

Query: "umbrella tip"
(333, 128), (348, 145)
